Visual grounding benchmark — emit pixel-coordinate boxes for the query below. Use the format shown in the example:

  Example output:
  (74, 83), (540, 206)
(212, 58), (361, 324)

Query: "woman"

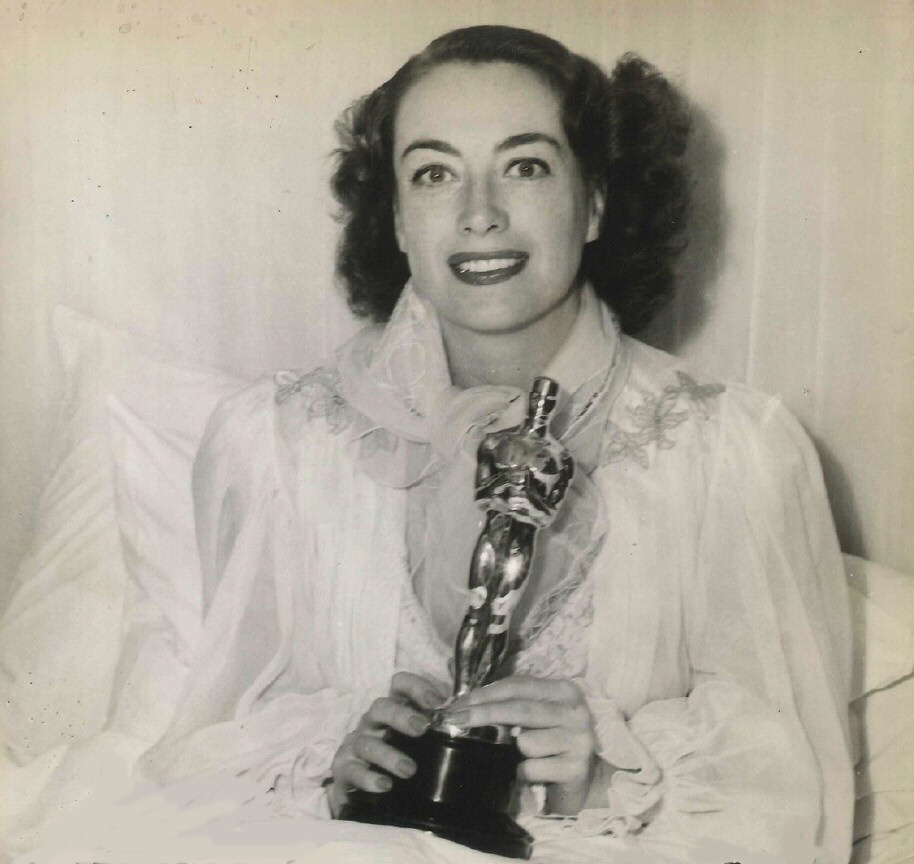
(141, 26), (854, 863)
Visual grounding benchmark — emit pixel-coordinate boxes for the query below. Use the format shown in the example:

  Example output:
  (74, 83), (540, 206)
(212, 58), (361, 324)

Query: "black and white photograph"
(1, 2), (912, 862)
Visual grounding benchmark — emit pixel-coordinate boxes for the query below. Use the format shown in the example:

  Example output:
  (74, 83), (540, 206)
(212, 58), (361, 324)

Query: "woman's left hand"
(442, 675), (609, 815)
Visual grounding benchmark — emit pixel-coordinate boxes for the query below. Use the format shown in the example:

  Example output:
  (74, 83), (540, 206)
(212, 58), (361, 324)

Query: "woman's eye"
(505, 158), (550, 179)
(412, 165), (455, 186)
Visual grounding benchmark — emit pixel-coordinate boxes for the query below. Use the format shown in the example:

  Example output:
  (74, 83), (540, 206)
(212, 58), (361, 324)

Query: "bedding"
(0, 306), (241, 764)
(846, 555), (914, 861)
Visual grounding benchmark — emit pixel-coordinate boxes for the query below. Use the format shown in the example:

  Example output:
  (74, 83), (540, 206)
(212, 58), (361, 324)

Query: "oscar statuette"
(339, 377), (575, 859)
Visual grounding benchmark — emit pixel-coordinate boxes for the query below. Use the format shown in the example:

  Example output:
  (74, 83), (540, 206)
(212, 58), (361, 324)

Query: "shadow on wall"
(640, 102), (727, 356)
(816, 436), (867, 563)
(640, 96), (866, 561)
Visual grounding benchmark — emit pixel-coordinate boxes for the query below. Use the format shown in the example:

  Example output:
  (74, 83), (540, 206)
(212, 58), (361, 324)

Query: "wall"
(1, 0), (912, 587)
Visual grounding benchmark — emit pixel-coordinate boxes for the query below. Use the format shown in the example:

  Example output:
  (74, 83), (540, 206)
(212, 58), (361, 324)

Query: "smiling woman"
(130, 24), (853, 864)
(392, 62), (602, 389)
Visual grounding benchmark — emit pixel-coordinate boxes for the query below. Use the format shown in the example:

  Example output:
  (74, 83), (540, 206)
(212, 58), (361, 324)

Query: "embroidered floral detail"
(675, 371), (727, 419)
(274, 368), (399, 458)
(602, 371), (725, 469)
(274, 367), (355, 434)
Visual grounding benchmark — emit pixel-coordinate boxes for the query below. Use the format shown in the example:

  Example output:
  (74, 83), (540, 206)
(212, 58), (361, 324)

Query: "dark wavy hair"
(331, 25), (690, 335)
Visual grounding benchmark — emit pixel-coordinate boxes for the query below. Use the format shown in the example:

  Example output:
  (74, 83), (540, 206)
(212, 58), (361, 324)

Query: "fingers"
(516, 726), (590, 758)
(342, 759), (394, 793)
(351, 734), (417, 780)
(436, 675), (597, 797)
(359, 695), (431, 737)
(331, 732), (394, 797)
(517, 754), (585, 785)
(455, 676), (583, 708)
(330, 672), (450, 816)
(443, 676), (590, 732)
(443, 694), (590, 732)
(330, 729), (418, 800)
(390, 671), (450, 711)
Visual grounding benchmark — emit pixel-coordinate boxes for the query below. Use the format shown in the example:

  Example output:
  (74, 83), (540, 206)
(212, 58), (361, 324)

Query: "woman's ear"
(585, 184), (606, 243)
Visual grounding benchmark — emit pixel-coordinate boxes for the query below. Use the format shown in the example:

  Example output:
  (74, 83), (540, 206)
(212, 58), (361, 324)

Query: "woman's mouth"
(448, 251), (528, 285)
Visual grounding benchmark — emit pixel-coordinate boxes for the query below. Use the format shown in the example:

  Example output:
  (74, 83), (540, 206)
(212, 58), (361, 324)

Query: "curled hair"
(331, 25), (690, 334)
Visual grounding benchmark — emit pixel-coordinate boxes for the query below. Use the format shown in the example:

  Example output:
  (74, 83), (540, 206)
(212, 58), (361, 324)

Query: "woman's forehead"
(393, 61), (566, 154)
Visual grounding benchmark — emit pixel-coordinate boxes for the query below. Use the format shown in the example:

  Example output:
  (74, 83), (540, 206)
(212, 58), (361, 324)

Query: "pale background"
(1, 0), (912, 595)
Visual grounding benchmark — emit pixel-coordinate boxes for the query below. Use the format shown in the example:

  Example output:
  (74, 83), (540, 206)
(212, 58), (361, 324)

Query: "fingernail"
(442, 709), (470, 727)
(408, 714), (429, 734)
(376, 776), (392, 792)
(418, 690), (440, 710)
(396, 758), (416, 778)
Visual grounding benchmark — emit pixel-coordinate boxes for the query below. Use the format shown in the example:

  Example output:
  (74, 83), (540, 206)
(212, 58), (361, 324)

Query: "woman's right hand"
(329, 672), (448, 817)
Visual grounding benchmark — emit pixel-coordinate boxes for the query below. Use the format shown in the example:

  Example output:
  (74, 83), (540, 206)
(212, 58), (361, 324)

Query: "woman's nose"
(459, 177), (508, 235)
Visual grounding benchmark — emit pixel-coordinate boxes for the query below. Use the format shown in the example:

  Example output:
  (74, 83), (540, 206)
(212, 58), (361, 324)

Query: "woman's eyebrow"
(400, 139), (460, 160)
(400, 132), (562, 161)
(496, 132), (561, 153)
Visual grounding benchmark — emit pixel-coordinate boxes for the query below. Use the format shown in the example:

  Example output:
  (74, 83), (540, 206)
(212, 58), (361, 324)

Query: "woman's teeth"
(458, 258), (520, 273)
(449, 255), (527, 284)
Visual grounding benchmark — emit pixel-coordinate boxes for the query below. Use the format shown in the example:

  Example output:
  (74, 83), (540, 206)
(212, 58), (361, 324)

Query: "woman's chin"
(437, 291), (579, 339)
(445, 314), (544, 339)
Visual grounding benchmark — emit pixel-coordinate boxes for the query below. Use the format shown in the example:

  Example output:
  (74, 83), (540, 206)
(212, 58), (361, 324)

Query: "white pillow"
(845, 554), (914, 853)
(0, 306), (243, 764)
(104, 394), (209, 744)
(852, 674), (914, 857)
(847, 554), (914, 701)
(107, 394), (204, 661)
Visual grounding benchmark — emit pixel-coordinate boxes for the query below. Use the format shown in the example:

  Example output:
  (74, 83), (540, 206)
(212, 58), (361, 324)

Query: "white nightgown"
(137, 283), (854, 863)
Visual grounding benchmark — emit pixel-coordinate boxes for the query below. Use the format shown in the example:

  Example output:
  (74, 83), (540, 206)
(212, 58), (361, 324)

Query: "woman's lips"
(447, 251), (528, 286)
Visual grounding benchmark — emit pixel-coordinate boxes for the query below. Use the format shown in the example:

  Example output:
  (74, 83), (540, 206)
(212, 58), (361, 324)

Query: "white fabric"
(3, 771), (707, 864)
(0, 306), (242, 765)
(845, 555), (914, 701)
(845, 555), (914, 861)
(9, 297), (913, 862)
(137, 285), (854, 863)
(852, 673), (914, 860)
(105, 394), (205, 743)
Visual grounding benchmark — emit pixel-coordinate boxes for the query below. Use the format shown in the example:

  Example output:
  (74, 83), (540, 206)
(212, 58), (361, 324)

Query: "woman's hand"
(442, 675), (611, 815)
(329, 672), (449, 817)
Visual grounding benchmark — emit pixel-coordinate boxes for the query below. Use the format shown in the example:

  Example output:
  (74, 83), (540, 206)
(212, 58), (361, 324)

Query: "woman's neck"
(440, 289), (581, 390)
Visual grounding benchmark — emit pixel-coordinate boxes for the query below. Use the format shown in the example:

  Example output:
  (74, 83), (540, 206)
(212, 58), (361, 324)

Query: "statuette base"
(338, 727), (533, 860)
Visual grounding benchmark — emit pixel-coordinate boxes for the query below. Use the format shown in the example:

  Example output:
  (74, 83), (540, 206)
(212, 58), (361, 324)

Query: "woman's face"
(392, 61), (603, 338)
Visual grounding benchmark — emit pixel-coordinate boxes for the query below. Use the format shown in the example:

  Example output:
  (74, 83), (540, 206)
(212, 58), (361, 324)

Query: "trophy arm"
(474, 477), (500, 506)
(522, 485), (553, 521)
(474, 439), (500, 504)
(546, 453), (575, 510)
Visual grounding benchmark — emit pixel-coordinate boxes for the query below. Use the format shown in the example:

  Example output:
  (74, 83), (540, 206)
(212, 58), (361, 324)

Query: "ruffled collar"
(331, 280), (631, 653)
(335, 280), (628, 483)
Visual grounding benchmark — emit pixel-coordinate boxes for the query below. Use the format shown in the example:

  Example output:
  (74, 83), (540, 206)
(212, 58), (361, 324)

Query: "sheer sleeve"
(138, 378), (369, 818)
(530, 388), (854, 864)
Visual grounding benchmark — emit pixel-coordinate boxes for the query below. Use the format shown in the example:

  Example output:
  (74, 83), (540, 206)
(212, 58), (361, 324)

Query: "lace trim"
(514, 577), (594, 680)
(519, 535), (602, 646)
(601, 371), (725, 469)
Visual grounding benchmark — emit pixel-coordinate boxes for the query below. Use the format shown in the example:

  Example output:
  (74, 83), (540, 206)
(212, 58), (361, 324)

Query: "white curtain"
(1, 0), (912, 592)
